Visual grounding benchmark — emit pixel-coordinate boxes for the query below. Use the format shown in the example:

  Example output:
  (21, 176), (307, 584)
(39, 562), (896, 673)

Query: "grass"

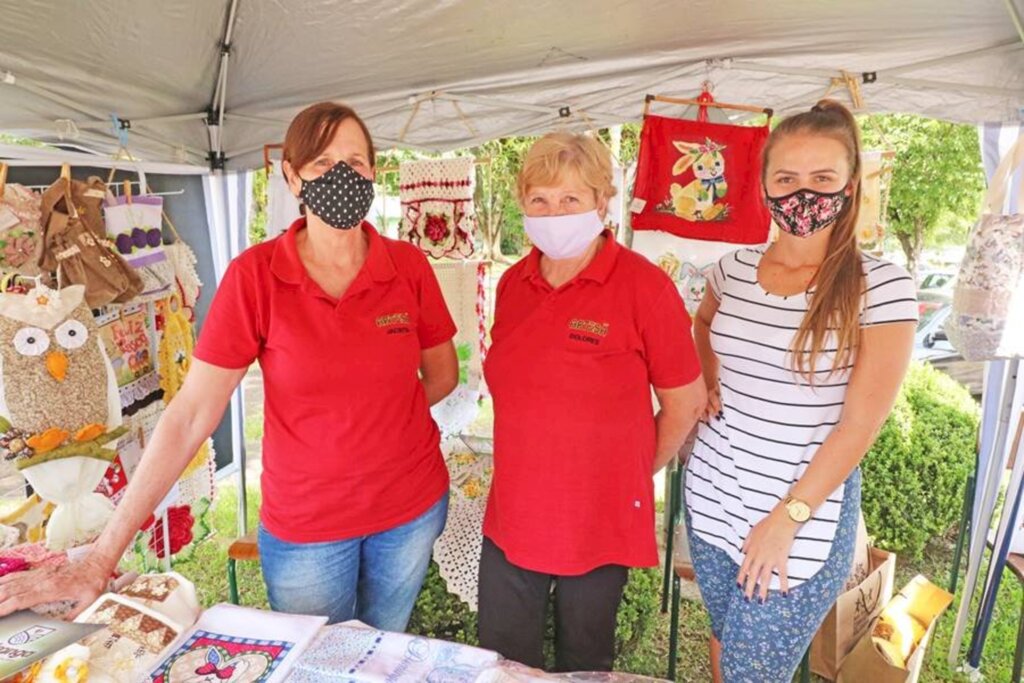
(176, 483), (1021, 682)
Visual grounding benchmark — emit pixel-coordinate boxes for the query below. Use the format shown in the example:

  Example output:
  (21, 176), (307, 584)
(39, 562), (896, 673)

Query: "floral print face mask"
(767, 188), (848, 238)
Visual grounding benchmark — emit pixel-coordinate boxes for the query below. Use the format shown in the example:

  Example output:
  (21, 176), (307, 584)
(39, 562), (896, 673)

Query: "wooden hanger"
(643, 93), (773, 120)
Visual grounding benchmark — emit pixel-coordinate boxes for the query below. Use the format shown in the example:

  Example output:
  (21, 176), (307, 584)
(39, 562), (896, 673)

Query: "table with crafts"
(0, 569), (669, 682)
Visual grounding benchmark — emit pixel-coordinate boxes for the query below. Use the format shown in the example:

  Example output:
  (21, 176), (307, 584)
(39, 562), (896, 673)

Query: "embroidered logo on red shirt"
(376, 312), (412, 335)
(567, 318), (609, 346)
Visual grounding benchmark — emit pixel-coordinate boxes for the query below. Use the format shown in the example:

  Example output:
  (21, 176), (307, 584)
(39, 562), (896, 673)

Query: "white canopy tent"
(0, 0), (1022, 169)
(2, 0), (1024, 676)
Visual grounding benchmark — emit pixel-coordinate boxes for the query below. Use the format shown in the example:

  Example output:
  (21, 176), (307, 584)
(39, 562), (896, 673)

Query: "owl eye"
(55, 320), (88, 350)
(13, 328), (50, 356)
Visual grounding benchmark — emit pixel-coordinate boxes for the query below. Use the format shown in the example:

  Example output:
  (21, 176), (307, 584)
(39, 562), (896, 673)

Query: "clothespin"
(123, 179), (133, 204)
(60, 163), (71, 182)
(111, 114), (131, 150)
(0, 162), (7, 196)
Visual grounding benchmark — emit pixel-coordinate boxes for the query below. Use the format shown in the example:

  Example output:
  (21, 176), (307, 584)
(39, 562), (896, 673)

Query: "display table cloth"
(27, 590), (670, 682)
(284, 620), (670, 682)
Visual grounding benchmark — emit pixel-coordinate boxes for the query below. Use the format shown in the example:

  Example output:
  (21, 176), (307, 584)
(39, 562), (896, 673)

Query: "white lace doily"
(432, 438), (492, 611)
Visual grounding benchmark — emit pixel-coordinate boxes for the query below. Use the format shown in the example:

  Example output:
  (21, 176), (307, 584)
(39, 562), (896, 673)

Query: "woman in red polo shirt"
(478, 132), (707, 671)
(0, 102), (458, 631)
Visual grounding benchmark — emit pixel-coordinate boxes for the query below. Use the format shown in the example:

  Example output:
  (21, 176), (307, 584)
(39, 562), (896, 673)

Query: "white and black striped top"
(685, 246), (917, 588)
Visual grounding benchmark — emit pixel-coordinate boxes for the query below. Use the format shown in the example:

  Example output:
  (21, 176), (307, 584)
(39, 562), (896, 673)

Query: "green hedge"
(860, 362), (979, 557)
(407, 562), (663, 666)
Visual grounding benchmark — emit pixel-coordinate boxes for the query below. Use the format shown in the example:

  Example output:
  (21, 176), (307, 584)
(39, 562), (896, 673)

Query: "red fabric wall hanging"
(631, 114), (771, 244)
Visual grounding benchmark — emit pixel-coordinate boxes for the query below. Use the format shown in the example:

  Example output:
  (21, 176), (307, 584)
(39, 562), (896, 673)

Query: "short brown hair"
(517, 132), (617, 204)
(283, 102), (376, 176)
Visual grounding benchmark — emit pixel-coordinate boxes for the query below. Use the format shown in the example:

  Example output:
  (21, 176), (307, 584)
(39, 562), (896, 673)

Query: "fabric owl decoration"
(0, 283), (125, 550)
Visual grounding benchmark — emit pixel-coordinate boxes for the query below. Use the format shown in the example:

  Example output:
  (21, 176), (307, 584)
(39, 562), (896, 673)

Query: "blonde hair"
(517, 132), (617, 204)
(762, 99), (864, 379)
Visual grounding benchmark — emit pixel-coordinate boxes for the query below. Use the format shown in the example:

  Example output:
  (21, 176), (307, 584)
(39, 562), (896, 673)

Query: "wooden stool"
(1009, 553), (1024, 683)
(227, 532), (259, 605)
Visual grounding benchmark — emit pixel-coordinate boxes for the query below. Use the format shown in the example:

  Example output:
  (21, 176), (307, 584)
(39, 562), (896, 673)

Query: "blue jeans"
(258, 493), (448, 630)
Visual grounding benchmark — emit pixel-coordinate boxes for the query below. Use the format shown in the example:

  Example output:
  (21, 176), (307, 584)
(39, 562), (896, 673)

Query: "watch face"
(788, 500), (811, 522)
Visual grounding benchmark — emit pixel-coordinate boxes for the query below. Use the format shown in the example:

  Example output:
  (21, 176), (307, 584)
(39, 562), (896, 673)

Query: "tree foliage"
(859, 114), (984, 276)
(467, 136), (536, 261)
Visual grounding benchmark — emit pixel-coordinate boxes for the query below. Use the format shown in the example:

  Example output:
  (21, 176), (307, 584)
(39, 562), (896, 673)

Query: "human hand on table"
(738, 507), (799, 603)
(0, 555), (108, 619)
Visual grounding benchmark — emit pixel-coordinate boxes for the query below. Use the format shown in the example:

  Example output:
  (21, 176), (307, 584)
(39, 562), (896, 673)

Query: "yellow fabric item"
(0, 494), (54, 544)
(182, 439), (210, 479)
(157, 294), (195, 402)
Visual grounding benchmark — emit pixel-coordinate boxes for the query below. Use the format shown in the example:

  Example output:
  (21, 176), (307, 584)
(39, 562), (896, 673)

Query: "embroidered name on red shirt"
(568, 318), (609, 345)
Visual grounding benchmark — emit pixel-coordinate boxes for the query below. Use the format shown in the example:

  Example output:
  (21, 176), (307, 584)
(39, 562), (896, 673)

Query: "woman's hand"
(0, 555), (109, 619)
(704, 383), (722, 420)
(737, 507), (799, 602)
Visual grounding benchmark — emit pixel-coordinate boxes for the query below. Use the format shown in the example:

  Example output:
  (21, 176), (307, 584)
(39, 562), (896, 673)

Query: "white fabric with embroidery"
(431, 259), (487, 388)
(178, 441), (216, 505)
(286, 620), (499, 682)
(165, 240), (203, 312)
(149, 604), (326, 683)
(399, 158), (476, 260)
(432, 439), (493, 611)
(430, 385), (480, 439)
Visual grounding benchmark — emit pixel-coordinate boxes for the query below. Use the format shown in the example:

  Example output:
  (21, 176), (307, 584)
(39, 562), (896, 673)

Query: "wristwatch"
(782, 495), (812, 523)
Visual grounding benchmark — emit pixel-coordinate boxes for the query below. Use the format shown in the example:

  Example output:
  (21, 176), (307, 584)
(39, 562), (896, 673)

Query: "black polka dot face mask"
(299, 160), (376, 230)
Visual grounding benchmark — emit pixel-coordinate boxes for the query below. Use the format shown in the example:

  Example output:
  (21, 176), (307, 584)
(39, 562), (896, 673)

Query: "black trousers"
(477, 537), (628, 672)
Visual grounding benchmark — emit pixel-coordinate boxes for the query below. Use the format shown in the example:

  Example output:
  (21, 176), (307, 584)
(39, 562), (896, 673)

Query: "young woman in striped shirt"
(685, 99), (918, 682)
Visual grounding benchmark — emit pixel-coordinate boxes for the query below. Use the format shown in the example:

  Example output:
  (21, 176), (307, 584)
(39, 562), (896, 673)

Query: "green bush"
(861, 362), (979, 557)
(407, 562), (663, 666)
(407, 562), (479, 645)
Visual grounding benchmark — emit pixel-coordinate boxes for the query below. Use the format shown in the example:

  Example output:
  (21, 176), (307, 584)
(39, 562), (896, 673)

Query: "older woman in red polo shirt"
(0, 102), (458, 631)
(479, 132), (707, 671)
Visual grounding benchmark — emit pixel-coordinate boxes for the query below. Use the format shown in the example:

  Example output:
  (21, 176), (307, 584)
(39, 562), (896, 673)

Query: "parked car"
(918, 270), (955, 291)
(916, 287), (952, 325)
(913, 304), (983, 397)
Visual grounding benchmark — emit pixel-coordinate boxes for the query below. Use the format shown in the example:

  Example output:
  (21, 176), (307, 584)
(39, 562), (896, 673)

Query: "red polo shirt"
(483, 233), (701, 575)
(194, 219), (455, 542)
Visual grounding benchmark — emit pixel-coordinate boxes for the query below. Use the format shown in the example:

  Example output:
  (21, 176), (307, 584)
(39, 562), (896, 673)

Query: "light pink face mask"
(523, 210), (605, 260)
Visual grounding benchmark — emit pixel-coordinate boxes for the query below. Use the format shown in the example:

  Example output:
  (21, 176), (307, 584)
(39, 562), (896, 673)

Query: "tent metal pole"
(949, 359), (1016, 665)
(132, 112), (209, 126)
(1, 112), (208, 131)
(883, 76), (1024, 99)
(433, 91), (624, 124)
(1005, 0), (1024, 46)
(225, 113), (291, 126)
(881, 40), (1022, 76)
(207, 0), (241, 166)
(968, 398), (1024, 667)
(731, 58), (1024, 99)
(568, 60), (709, 118)
(0, 70), (208, 158)
(730, 41), (1020, 82)
(435, 92), (559, 116)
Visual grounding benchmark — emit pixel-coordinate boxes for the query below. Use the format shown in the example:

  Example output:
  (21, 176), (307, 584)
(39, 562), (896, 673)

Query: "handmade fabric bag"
(38, 176), (143, 307)
(945, 133), (1024, 360)
(0, 165), (44, 275)
(103, 192), (175, 301)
